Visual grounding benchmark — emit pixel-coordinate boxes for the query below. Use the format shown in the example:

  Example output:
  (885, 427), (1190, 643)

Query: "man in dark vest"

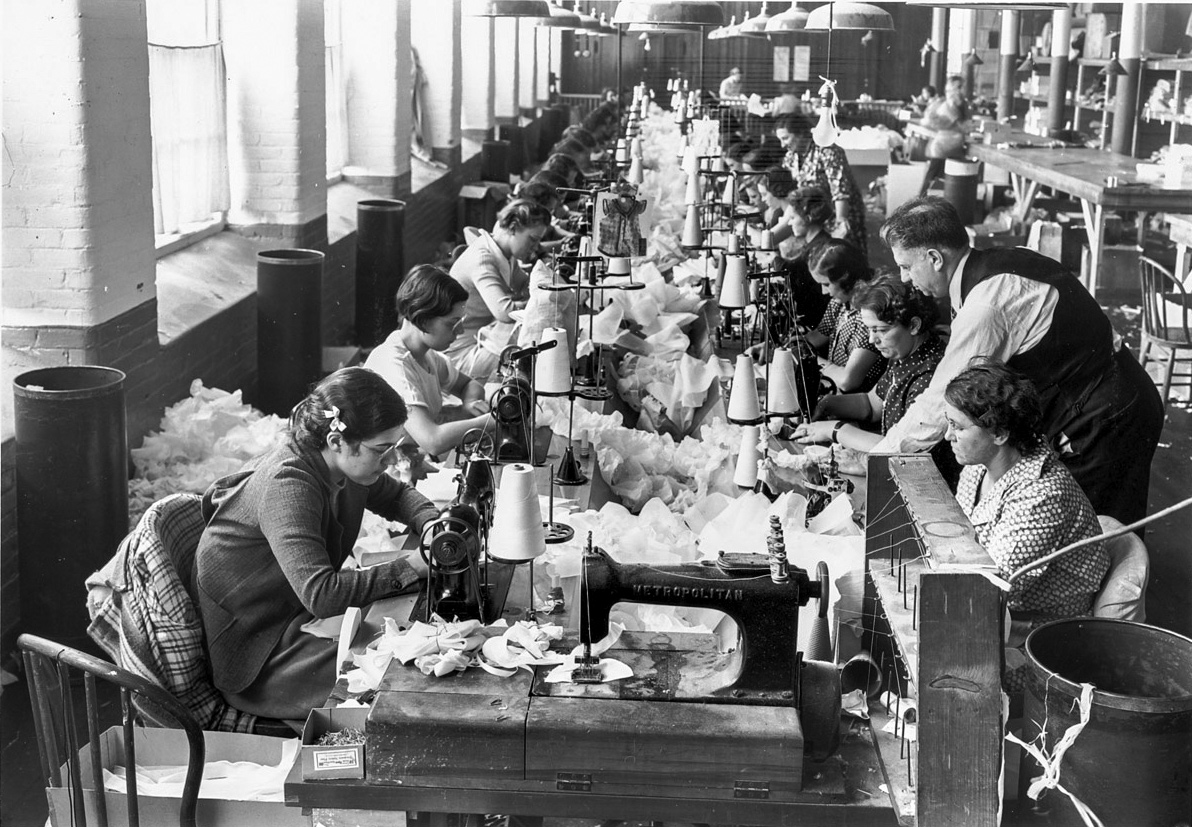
(872, 197), (1163, 527)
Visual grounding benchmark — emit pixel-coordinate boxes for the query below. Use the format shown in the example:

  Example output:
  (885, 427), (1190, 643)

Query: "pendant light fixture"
(804, 2), (894, 32)
(611, 0), (723, 27)
(463, 0), (552, 17)
(538, 1), (582, 28)
(765, 2), (809, 35)
(738, 1), (775, 35)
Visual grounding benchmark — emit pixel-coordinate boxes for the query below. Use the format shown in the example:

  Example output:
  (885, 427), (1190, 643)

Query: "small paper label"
(314, 748), (360, 770)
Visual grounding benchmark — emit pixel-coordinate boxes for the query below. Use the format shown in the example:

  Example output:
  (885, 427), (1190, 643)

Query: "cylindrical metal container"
(14, 366), (128, 652)
(355, 199), (406, 348)
(943, 159), (980, 226)
(257, 248), (324, 416)
(1023, 618), (1192, 826)
(481, 139), (511, 183)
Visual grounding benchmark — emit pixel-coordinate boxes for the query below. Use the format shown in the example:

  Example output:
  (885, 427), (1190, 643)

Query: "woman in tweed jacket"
(195, 368), (438, 721)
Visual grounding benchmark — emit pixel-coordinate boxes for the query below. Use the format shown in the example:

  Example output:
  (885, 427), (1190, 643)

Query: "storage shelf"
(1142, 107), (1192, 126)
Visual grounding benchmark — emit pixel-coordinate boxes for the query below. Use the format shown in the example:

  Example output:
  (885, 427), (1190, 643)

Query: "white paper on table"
(419, 466), (463, 503)
(544, 654), (633, 684)
(808, 492), (861, 536)
(103, 740), (300, 802)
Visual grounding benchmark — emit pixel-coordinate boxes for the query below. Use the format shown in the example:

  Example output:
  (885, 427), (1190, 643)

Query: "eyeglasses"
(360, 442), (400, 462)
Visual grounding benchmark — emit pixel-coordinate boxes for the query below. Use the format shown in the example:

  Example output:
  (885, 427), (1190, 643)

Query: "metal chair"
(1137, 255), (1192, 408)
(18, 632), (204, 827)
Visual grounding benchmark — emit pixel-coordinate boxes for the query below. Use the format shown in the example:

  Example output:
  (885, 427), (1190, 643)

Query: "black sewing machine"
(417, 452), (495, 622)
(490, 345), (535, 463)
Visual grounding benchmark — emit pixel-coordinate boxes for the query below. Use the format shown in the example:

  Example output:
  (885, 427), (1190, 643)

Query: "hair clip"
(323, 405), (346, 433)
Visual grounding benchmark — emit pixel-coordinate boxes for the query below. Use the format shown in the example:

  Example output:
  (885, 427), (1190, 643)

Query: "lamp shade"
(1099, 55), (1126, 78)
(533, 328), (573, 395)
(766, 347), (800, 416)
(738, 2), (773, 34)
(539, 1), (582, 27)
(906, 0), (1067, 7)
(733, 424), (762, 487)
(804, 2), (894, 32)
(627, 21), (704, 33)
(727, 354), (762, 424)
(612, 0), (723, 27)
(463, 0), (552, 17)
(765, 2), (808, 34)
(488, 464), (546, 563)
(720, 254), (749, 309)
(681, 204), (704, 247)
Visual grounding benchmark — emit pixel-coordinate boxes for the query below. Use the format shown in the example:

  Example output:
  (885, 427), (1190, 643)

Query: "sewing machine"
(490, 347), (535, 463)
(366, 536), (842, 801)
(417, 452), (495, 622)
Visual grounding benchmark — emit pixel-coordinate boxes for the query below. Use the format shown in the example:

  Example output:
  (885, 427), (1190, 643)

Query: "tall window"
(146, 0), (229, 241)
(325, 0), (349, 180)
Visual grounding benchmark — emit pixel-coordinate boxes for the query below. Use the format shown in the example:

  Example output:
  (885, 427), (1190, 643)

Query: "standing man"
(719, 66), (743, 99)
(872, 197), (1163, 527)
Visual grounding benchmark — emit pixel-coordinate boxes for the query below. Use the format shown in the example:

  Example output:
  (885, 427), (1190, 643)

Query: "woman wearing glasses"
(364, 265), (494, 458)
(194, 366), (438, 722)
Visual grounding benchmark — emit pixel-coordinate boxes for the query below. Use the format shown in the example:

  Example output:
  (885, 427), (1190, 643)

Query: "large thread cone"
(767, 347), (800, 416)
(681, 204), (704, 248)
(727, 354), (762, 424)
(720, 255), (749, 309)
(627, 155), (644, 185)
(733, 425), (761, 488)
(685, 171), (702, 205)
(488, 464), (546, 563)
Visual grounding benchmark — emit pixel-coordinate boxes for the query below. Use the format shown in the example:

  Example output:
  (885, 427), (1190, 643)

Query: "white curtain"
(148, 43), (229, 235)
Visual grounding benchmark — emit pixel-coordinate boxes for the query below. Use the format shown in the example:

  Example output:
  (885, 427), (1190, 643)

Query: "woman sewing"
(943, 362), (1108, 690)
(447, 199), (553, 382)
(364, 265), (494, 459)
(194, 367), (438, 722)
(794, 274), (957, 482)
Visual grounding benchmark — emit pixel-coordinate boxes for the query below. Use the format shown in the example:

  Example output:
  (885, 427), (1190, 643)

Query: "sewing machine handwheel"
(800, 659), (842, 761)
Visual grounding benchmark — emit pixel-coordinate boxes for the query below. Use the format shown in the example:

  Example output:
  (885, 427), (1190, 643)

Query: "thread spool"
(676, 132), (690, 161)
(720, 255), (749, 309)
(681, 205), (704, 248)
(760, 228), (774, 250)
(726, 233), (742, 255)
(733, 424), (762, 488)
(534, 328), (572, 395)
(685, 172), (702, 206)
(627, 155), (644, 185)
(606, 256), (631, 276)
(682, 146), (699, 177)
(767, 347), (800, 416)
(614, 139), (629, 164)
(727, 354), (762, 424)
(630, 136), (643, 158)
(488, 464), (546, 563)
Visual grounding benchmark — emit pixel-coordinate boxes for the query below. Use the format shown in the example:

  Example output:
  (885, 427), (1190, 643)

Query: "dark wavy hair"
(944, 360), (1042, 453)
(395, 264), (468, 330)
(810, 238), (874, 296)
(789, 185), (833, 227)
(850, 274), (939, 330)
(289, 367), (408, 451)
(514, 180), (559, 210)
(775, 113), (815, 155)
(742, 140), (785, 173)
(762, 166), (796, 199)
(880, 196), (971, 252)
(496, 198), (552, 232)
(543, 152), (584, 187)
(724, 139), (757, 164)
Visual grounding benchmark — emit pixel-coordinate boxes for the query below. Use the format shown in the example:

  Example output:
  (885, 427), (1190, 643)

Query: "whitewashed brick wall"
(222, 0), (326, 230)
(494, 17), (520, 121)
(461, 15), (496, 133)
(518, 19), (538, 112)
(342, 0), (412, 177)
(410, 0), (461, 154)
(2, 0), (155, 328)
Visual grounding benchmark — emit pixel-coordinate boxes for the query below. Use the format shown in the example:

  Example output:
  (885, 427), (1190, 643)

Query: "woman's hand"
(792, 420), (838, 445)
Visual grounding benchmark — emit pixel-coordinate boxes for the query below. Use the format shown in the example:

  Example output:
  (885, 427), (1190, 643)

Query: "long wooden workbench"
(966, 130), (1192, 296)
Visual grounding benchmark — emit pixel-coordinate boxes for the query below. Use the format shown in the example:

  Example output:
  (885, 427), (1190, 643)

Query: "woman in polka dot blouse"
(944, 362), (1109, 692)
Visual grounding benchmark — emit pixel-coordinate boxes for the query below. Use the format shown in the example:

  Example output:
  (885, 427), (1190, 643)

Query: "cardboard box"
(843, 147), (890, 169)
(300, 706), (368, 780)
(47, 726), (307, 827)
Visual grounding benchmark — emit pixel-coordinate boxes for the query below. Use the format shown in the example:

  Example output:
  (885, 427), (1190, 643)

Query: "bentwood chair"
(1137, 256), (1192, 409)
(18, 632), (205, 827)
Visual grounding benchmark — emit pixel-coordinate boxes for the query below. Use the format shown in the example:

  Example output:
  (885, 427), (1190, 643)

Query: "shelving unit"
(1140, 57), (1192, 147)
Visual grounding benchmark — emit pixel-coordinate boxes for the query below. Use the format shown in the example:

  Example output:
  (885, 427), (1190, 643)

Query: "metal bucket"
(1022, 618), (1192, 826)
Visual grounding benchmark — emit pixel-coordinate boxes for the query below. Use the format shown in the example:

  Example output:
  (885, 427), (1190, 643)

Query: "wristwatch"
(831, 420), (846, 444)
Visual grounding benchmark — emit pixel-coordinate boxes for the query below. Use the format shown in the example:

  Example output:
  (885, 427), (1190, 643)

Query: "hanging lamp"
(539, 1), (582, 28)
(570, 1), (603, 30)
(905, 1), (1066, 8)
(612, 1), (723, 26)
(804, 2), (894, 32)
(463, 0), (552, 17)
(1016, 53), (1036, 73)
(728, 11), (768, 40)
(738, 2), (774, 35)
(964, 48), (984, 67)
(1098, 55), (1126, 79)
(765, 2), (808, 35)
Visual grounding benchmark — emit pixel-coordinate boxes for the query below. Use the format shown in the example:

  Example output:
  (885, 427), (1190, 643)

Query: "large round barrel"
(942, 159), (980, 226)
(257, 248), (324, 416)
(13, 366), (128, 652)
(355, 199), (406, 348)
(1022, 618), (1192, 826)
(481, 139), (511, 183)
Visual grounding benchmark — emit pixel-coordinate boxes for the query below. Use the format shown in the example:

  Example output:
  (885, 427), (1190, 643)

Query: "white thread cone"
(734, 425), (761, 488)
(614, 139), (629, 164)
(685, 171), (702, 205)
(760, 228), (774, 250)
(534, 328), (572, 395)
(727, 354), (762, 423)
(726, 233), (742, 255)
(488, 464), (546, 563)
(720, 255), (749, 309)
(721, 174), (736, 206)
(606, 256), (631, 276)
(627, 155), (644, 185)
(681, 205), (704, 248)
(767, 347), (801, 416)
(630, 136), (643, 158)
(676, 131), (690, 161)
(682, 146), (699, 177)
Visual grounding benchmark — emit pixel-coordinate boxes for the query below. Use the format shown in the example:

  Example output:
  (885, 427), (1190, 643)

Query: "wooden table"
(966, 131), (1192, 296)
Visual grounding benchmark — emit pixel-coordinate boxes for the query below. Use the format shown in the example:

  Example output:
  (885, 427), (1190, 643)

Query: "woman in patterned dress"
(792, 274), (958, 484)
(943, 361), (1109, 692)
(773, 113), (868, 253)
